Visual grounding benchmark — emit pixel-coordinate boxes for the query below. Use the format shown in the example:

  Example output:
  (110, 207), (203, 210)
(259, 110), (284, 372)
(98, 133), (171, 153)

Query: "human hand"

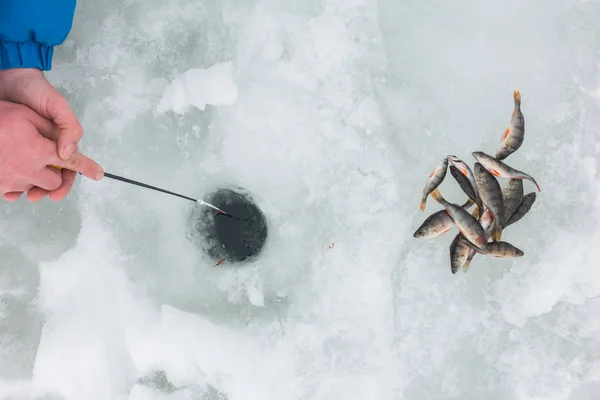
(0, 67), (103, 201)
(0, 100), (104, 202)
(0, 68), (87, 162)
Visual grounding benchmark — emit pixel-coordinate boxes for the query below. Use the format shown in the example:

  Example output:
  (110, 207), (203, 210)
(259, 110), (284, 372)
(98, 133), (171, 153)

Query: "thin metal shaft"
(102, 172), (227, 214)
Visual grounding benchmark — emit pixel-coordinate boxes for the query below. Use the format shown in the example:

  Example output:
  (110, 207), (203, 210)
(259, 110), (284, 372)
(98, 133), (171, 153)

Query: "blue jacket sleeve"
(0, 0), (77, 71)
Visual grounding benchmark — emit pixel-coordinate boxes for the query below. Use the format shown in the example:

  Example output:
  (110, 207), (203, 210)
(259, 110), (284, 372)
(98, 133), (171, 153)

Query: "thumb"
(44, 87), (83, 160)
(2, 69), (84, 160)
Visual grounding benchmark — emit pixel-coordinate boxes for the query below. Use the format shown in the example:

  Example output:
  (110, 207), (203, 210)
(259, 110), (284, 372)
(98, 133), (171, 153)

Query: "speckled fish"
(496, 90), (525, 160)
(462, 208), (494, 272)
(449, 234), (471, 274)
(501, 179), (524, 226)
(473, 162), (505, 242)
(430, 188), (487, 249)
(462, 239), (524, 258)
(449, 165), (477, 203)
(505, 192), (537, 227)
(447, 156), (484, 216)
(413, 199), (475, 239)
(472, 151), (541, 192)
(420, 157), (449, 211)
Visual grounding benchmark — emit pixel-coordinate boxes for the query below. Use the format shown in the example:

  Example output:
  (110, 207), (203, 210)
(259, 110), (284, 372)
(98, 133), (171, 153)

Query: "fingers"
(50, 151), (104, 181)
(44, 87), (83, 160)
(49, 169), (77, 201)
(30, 166), (62, 191)
(7, 71), (83, 160)
(3, 192), (24, 202)
(21, 106), (60, 142)
(2, 181), (34, 201)
(40, 136), (103, 181)
(26, 187), (49, 202)
(37, 123), (61, 143)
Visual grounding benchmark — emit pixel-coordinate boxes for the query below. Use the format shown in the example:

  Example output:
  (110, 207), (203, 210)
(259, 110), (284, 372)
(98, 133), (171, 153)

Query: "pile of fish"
(413, 90), (541, 274)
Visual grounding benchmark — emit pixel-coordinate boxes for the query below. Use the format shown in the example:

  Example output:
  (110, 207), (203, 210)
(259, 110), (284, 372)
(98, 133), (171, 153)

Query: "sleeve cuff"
(0, 40), (54, 71)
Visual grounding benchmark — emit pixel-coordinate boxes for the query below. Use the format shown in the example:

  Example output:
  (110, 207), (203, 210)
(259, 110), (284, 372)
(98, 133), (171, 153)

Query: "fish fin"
(514, 90), (521, 102)
(462, 198), (475, 209)
(520, 175), (542, 192)
(419, 199), (426, 211)
(460, 168), (469, 177)
(460, 238), (487, 255)
(472, 206), (480, 220)
(462, 258), (472, 273)
(430, 188), (443, 202)
(429, 169), (435, 178)
(492, 223), (503, 241)
(490, 168), (501, 177)
(491, 227), (498, 242)
(502, 128), (510, 140)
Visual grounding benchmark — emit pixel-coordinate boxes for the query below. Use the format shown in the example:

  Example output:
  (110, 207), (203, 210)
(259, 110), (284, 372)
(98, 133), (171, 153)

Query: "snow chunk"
(157, 62), (238, 114)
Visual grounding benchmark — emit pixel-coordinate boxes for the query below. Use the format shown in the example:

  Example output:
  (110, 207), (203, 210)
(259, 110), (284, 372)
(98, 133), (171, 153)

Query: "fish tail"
(517, 174), (541, 192)
(492, 220), (503, 241)
(462, 198), (475, 209)
(430, 188), (443, 202)
(495, 229), (503, 241)
(491, 223), (499, 242)
(472, 206), (480, 220)
(513, 90), (521, 109)
(419, 194), (427, 211)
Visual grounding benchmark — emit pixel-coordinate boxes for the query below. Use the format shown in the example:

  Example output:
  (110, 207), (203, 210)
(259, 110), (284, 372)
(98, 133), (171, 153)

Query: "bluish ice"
(1, 0), (600, 399)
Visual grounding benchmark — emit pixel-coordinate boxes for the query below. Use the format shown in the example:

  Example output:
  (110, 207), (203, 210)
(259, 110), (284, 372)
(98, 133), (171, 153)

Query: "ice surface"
(157, 62), (238, 114)
(1, 0), (600, 399)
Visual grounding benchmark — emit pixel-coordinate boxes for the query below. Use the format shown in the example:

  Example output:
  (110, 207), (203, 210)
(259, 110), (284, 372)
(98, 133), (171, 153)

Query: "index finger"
(43, 138), (104, 181)
(51, 152), (104, 181)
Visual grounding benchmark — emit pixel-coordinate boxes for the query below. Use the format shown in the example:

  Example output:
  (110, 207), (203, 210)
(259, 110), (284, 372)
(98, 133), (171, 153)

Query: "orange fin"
(419, 200), (426, 211)
(502, 128), (510, 140)
(491, 227), (503, 242)
(490, 169), (501, 177)
(430, 188), (444, 203)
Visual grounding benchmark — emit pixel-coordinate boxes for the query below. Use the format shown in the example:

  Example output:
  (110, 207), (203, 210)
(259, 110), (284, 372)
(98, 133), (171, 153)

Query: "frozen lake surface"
(1, 0), (600, 399)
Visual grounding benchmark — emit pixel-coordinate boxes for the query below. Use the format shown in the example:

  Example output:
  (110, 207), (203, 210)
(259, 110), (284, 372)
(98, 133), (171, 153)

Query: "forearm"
(0, 0), (77, 71)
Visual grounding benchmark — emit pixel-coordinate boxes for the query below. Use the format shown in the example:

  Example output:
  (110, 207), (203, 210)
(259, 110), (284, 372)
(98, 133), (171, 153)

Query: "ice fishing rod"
(52, 166), (227, 214)
(102, 172), (227, 214)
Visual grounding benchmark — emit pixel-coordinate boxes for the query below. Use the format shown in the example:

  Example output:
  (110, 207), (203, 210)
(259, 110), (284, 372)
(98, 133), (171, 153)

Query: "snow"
(1, 0), (600, 399)
(157, 62), (238, 114)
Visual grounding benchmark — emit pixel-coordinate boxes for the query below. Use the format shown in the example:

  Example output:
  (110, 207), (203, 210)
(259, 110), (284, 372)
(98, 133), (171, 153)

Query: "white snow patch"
(157, 62), (238, 114)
